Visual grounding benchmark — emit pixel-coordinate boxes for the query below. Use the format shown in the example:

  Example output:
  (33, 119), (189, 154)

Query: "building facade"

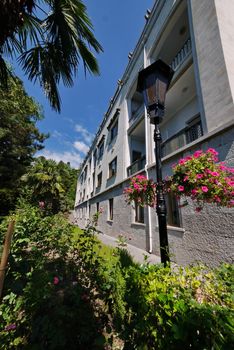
(74, 0), (234, 266)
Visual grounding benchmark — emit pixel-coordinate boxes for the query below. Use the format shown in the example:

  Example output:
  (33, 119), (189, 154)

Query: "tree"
(0, 0), (103, 112)
(0, 75), (46, 216)
(21, 157), (79, 214)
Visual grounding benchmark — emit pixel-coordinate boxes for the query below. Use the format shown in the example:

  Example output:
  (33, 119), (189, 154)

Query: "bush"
(0, 206), (110, 349)
(119, 263), (234, 349)
(0, 206), (233, 349)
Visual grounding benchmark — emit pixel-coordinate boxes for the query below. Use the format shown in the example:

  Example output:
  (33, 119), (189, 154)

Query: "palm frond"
(18, 12), (44, 48)
(1, 0), (103, 111)
(0, 56), (14, 88)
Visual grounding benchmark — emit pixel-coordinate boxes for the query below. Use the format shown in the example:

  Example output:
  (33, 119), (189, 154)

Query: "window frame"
(108, 157), (117, 179)
(110, 120), (118, 142)
(97, 172), (102, 188)
(109, 198), (114, 221)
(134, 201), (144, 224)
(166, 192), (181, 228)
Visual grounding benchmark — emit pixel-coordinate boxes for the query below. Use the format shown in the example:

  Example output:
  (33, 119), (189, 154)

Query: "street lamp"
(137, 59), (174, 265)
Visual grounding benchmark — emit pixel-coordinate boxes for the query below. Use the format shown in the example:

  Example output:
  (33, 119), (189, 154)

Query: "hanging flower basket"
(123, 175), (156, 207)
(169, 148), (234, 211)
(124, 149), (234, 212)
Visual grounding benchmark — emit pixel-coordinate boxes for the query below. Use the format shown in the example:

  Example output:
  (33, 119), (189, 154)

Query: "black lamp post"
(137, 59), (174, 265)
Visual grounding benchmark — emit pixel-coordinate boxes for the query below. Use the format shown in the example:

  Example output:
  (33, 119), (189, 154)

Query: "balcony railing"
(127, 156), (146, 177)
(161, 116), (203, 157)
(170, 38), (192, 71)
(129, 104), (144, 125)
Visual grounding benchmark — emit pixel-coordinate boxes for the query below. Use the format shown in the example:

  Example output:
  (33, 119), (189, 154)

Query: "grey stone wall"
(75, 125), (234, 267)
(188, 0), (234, 132)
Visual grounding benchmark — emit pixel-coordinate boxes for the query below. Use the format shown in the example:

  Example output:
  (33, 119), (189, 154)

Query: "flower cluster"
(124, 175), (156, 207)
(170, 148), (234, 210)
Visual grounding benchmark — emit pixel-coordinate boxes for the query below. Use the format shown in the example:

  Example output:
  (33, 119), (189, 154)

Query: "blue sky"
(12, 0), (154, 168)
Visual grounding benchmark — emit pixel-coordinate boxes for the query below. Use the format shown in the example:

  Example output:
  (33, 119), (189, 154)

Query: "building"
(74, 0), (234, 266)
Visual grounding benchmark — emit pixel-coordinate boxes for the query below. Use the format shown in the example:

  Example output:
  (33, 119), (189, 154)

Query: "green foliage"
(120, 263), (234, 349)
(0, 207), (233, 349)
(0, 0), (103, 111)
(0, 76), (46, 216)
(20, 156), (79, 214)
(0, 206), (110, 349)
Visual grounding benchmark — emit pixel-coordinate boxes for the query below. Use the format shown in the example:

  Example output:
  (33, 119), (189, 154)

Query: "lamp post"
(137, 59), (174, 265)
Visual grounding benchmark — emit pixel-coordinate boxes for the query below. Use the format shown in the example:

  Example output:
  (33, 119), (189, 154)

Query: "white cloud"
(75, 124), (94, 144)
(73, 141), (89, 154)
(38, 150), (83, 168)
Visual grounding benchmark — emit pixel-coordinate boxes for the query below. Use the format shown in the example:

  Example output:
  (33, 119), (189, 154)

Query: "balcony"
(170, 38), (192, 72)
(162, 115), (203, 157)
(129, 104), (144, 125)
(127, 156), (146, 177)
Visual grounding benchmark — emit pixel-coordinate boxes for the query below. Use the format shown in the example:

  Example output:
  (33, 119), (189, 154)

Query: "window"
(99, 142), (104, 159)
(130, 91), (144, 121)
(166, 192), (181, 227)
(84, 166), (87, 182)
(96, 202), (99, 212)
(97, 172), (102, 187)
(135, 201), (144, 223)
(89, 204), (91, 218)
(109, 198), (113, 220)
(92, 172), (95, 192)
(93, 150), (97, 168)
(109, 157), (117, 178)
(110, 121), (118, 142)
(186, 116), (203, 143)
(97, 135), (105, 160)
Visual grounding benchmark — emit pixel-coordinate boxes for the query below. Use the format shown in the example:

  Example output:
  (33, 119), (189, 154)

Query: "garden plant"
(0, 203), (233, 349)
(124, 148), (234, 212)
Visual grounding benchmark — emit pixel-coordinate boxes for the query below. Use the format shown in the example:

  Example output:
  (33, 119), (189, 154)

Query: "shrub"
(0, 206), (233, 349)
(0, 206), (110, 349)
(120, 263), (234, 349)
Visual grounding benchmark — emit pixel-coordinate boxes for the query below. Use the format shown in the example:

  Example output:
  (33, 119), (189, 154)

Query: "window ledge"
(167, 225), (185, 233)
(131, 222), (145, 228)
(107, 174), (116, 180)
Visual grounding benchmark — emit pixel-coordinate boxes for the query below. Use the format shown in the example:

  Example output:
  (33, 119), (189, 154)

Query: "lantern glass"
(137, 60), (174, 123)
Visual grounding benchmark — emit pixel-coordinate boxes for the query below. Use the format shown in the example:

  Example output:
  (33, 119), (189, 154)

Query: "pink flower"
(201, 186), (209, 193)
(183, 176), (189, 182)
(179, 159), (186, 165)
(195, 207), (202, 212)
(211, 171), (219, 177)
(229, 200), (234, 206)
(5, 324), (16, 332)
(39, 201), (45, 209)
(184, 156), (192, 161)
(53, 277), (59, 285)
(178, 185), (184, 192)
(196, 174), (203, 179)
(207, 148), (219, 156)
(194, 150), (203, 158)
(214, 196), (221, 203)
(191, 189), (198, 195)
